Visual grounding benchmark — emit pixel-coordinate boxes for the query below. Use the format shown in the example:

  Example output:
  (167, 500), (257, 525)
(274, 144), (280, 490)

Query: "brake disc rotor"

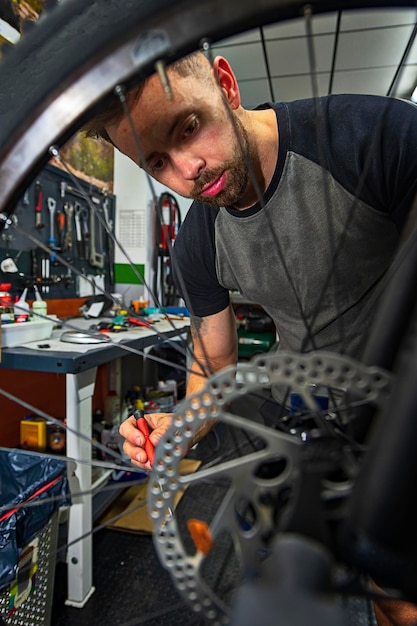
(148, 350), (392, 625)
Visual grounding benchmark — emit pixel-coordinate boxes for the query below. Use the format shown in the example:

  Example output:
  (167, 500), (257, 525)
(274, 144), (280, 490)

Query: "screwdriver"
(133, 409), (155, 465)
(56, 207), (66, 250)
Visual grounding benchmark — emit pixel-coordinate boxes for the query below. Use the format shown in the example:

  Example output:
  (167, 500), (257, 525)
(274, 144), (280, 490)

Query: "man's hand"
(119, 306), (237, 470)
(119, 412), (173, 471)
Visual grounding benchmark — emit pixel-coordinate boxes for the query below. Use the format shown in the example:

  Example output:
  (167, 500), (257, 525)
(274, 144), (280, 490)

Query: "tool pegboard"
(0, 163), (116, 301)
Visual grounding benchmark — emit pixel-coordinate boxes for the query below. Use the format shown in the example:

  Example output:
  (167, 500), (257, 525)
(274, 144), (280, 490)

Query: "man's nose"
(172, 151), (205, 180)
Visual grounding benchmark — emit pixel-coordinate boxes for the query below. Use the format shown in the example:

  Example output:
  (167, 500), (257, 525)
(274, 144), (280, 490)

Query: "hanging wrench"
(80, 206), (90, 261)
(89, 201), (105, 269)
(74, 202), (84, 259)
(47, 197), (57, 262)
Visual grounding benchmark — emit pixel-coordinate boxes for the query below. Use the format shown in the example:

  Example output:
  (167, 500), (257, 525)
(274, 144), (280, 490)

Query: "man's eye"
(151, 157), (165, 171)
(183, 117), (198, 137)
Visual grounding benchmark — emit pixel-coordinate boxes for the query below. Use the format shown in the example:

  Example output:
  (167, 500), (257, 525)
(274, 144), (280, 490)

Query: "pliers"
(128, 316), (151, 328)
(133, 409), (155, 465)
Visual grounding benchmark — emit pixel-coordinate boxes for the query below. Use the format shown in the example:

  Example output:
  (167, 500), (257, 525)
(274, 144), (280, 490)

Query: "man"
(86, 50), (417, 465)
(85, 51), (417, 624)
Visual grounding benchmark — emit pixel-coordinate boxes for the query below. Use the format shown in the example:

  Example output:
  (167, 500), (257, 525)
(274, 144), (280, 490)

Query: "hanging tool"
(89, 202), (105, 269)
(56, 205), (66, 250)
(74, 202), (84, 259)
(158, 192), (181, 253)
(64, 202), (74, 252)
(80, 206), (90, 261)
(59, 179), (101, 205)
(34, 180), (44, 229)
(153, 192), (182, 307)
(133, 409), (155, 465)
(41, 252), (50, 294)
(47, 197), (57, 262)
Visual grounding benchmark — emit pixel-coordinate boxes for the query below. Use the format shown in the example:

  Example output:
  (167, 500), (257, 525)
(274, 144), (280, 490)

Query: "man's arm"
(186, 304), (238, 442)
(119, 304), (237, 468)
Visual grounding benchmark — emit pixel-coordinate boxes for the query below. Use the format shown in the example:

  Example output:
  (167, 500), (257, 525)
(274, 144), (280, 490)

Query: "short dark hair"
(83, 51), (211, 144)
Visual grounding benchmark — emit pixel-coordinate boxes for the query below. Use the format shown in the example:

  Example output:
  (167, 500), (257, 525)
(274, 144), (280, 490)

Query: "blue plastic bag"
(0, 450), (69, 590)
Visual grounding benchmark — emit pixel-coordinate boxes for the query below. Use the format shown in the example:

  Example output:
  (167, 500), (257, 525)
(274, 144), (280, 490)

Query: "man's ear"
(212, 56), (241, 109)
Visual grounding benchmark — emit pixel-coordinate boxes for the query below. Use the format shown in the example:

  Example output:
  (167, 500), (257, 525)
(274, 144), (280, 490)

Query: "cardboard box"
(99, 458), (201, 534)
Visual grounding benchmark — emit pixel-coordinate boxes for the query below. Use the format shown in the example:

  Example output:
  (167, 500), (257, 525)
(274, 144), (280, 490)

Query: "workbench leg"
(65, 368), (97, 608)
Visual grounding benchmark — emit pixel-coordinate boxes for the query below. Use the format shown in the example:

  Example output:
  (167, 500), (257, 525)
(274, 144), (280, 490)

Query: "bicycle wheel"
(1, 1), (417, 625)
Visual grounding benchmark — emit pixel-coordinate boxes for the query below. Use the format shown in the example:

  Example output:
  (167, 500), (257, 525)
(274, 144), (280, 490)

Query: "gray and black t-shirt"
(173, 94), (417, 358)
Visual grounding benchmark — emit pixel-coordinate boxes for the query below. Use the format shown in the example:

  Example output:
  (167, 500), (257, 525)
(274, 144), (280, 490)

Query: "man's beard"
(191, 118), (252, 208)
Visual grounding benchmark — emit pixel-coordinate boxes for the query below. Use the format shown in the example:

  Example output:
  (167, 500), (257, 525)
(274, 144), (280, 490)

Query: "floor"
(51, 530), (203, 626)
(50, 427), (234, 626)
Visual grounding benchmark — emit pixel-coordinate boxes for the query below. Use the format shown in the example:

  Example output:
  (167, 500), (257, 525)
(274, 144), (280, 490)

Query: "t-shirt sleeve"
(288, 94), (417, 232)
(326, 95), (417, 232)
(172, 202), (230, 317)
(374, 97), (417, 231)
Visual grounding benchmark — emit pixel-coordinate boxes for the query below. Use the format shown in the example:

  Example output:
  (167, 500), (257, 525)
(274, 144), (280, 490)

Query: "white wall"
(113, 149), (191, 306)
(113, 149), (148, 305)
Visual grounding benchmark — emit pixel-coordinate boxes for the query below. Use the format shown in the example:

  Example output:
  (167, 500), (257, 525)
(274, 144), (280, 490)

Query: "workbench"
(0, 317), (189, 608)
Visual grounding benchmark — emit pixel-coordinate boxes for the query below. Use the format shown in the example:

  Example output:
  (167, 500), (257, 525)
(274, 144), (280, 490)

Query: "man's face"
(106, 69), (252, 208)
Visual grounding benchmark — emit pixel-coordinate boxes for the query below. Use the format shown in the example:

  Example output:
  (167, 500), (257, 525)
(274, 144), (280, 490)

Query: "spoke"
(179, 446), (272, 487)
(0, 471), (146, 517)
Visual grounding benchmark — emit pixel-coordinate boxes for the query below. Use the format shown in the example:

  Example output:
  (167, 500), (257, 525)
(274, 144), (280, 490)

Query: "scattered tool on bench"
(128, 316), (151, 328)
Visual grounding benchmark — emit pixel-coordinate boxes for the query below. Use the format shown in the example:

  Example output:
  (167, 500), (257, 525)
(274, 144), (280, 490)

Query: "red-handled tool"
(133, 409), (155, 465)
(34, 180), (44, 229)
(56, 207), (66, 250)
(128, 317), (151, 328)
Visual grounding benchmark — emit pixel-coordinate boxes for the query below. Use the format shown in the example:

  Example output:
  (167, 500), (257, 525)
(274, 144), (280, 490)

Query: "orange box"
(20, 417), (47, 452)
